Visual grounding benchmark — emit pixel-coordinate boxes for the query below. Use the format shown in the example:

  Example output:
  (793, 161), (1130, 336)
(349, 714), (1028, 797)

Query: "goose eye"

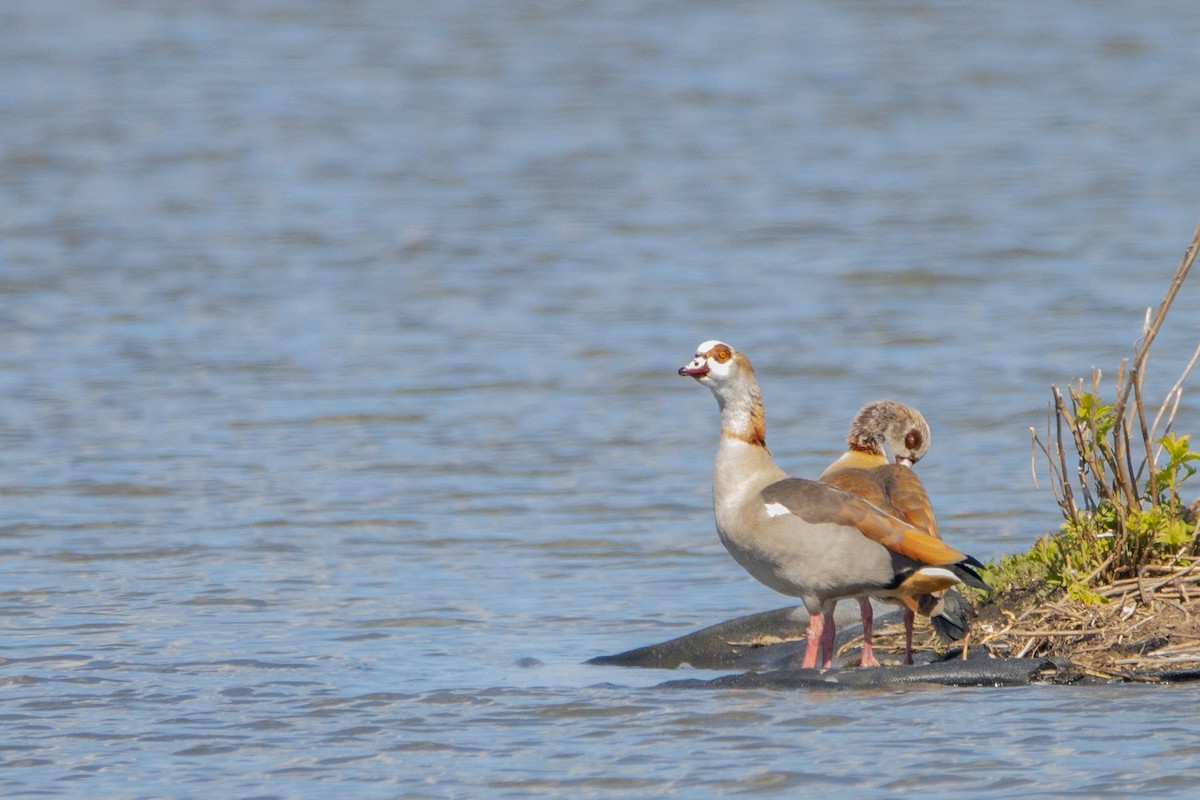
(905, 429), (923, 451)
(712, 346), (732, 362)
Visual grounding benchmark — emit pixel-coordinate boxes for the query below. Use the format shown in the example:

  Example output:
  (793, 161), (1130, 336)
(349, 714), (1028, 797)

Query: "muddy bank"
(590, 596), (1200, 687)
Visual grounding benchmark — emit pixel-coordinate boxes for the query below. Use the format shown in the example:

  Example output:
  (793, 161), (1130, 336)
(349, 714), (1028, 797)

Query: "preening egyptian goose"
(819, 400), (970, 665)
(678, 340), (988, 670)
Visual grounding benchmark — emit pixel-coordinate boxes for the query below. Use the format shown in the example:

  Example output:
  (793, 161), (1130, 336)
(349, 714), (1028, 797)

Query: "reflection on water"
(2, 0), (1200, 796)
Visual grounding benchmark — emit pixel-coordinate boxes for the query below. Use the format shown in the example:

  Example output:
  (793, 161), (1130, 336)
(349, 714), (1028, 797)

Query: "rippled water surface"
(3, 1), (1200, 797)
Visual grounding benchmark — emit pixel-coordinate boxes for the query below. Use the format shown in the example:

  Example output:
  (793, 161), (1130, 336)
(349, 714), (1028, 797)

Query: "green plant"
(1030, 222), (1200, 592)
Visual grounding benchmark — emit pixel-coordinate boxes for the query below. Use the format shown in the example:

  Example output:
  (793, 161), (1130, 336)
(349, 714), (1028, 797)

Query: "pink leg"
(820, 608), (836, 669)
(802, 611), (824, 669)
(903, 609), (915, 665)
(858, 598), (880, 668)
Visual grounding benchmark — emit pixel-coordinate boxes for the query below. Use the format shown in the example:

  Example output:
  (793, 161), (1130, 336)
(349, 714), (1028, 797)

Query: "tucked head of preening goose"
(847, 399), (931, 467)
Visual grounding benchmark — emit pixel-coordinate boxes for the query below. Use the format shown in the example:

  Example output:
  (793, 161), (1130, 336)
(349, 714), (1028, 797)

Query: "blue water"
(3, 0), (1200, 797)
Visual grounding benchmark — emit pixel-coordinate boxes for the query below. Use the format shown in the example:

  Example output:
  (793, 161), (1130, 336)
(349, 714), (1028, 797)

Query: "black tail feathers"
(930, 588), (974, 642)
(952, 558), (990, 591)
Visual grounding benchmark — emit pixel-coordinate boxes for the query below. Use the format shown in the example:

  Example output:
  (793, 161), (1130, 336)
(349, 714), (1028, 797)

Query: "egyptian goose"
(678, 340), (988, 670)
(819, 400), (969, 665)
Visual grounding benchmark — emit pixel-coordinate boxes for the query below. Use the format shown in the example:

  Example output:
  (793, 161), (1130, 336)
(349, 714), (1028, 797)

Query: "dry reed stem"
(1028, 218), (1200, 584)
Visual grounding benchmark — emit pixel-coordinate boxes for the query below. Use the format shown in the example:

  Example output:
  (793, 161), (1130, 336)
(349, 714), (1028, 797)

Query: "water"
(2, 0), (1200, 796)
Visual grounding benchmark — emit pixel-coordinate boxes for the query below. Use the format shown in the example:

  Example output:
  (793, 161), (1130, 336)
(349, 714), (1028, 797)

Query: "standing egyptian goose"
(678, 340), (988, 669)
(819, 400), (969, 665)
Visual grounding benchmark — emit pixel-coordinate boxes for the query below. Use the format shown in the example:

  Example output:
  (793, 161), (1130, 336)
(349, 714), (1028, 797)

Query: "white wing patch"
(914, 567), (959, 582)
(764, 502), (792, 518)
